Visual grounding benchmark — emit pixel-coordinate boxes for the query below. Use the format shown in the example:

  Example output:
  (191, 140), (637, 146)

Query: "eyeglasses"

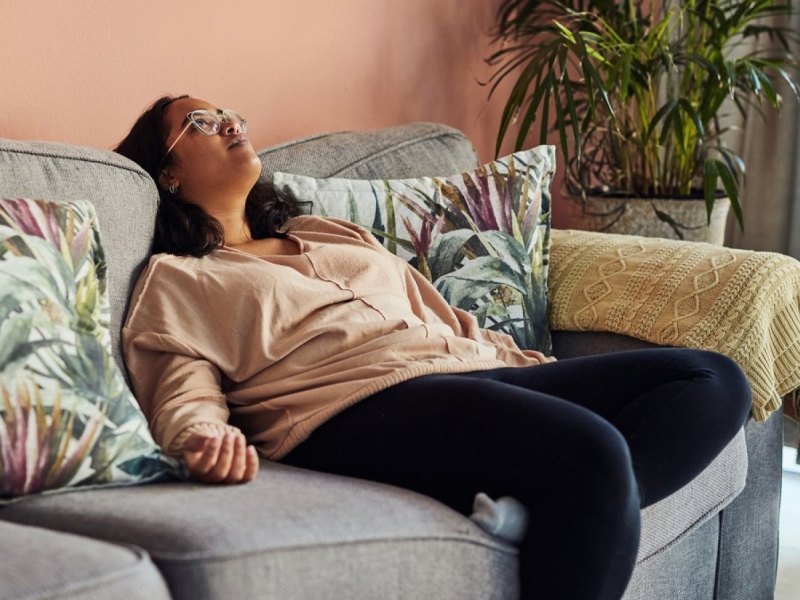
(162, 109), (248, 160)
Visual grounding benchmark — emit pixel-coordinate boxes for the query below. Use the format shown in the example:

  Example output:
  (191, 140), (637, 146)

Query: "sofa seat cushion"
(0, 520), (170, 600)
(635, 427), (746, 563)
(0, 462), (518, 600)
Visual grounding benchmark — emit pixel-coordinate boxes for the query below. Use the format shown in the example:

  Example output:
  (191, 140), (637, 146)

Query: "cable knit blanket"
(548, 229), (800, 421)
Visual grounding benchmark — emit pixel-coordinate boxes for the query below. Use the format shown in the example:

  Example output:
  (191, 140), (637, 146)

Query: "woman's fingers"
(243, 445), (260, 482)
(222, 434), (248, 483)
(226, 437), (260, 483)
(183, 434), (223, 476)
(523, 350), (547, 363)
(522, 349), (558, 364)
(182, 431), (259, 484)
(204, 432), (236, 483)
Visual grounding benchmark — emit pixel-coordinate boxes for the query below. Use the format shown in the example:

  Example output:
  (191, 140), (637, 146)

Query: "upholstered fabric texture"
(0, 520), (170, 600)
(258, 122), (480, 180)
(622, 517), (720, 600)
(0, 139), (159, 370)
(0, 123), (772, 600)
(714, 409), (784, 600)
(275, 146), (556, 353)
(0, 198), (180, 503)
(0, 461), (519, 600)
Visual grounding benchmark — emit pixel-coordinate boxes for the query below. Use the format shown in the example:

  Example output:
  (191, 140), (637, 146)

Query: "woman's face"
(159, 97), (263, 208)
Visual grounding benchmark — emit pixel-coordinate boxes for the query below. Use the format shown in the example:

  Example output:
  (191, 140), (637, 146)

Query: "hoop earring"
(168, 184), (178, 195)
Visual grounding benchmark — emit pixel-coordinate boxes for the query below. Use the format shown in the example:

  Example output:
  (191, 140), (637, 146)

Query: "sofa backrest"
(0, 122), (479, 370)
(0, 138), (159, 369)
(257, 122), (479, 180)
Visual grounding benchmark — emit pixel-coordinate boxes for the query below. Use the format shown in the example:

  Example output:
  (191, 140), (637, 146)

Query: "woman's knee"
(565, 416), (640, 512)
(677, 349), (752, 428)
(681, 349), (747, 384)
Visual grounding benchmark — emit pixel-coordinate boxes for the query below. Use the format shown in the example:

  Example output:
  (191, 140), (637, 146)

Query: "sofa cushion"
(622, 515), (720, 600)
(0, 198), (180, 503)
(0, 139), (159, 370)
(0, 461), (517, 600)
(257, 122), (480, 180)
(636, 428), (746, 562)
(0, 520), (170, 600)
(273, 145), (556, 353)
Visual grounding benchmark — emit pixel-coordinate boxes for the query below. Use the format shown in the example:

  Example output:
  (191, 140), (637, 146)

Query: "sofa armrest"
(547, 228), (800, 421)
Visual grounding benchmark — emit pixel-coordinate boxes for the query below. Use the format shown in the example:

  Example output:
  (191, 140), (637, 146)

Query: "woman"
(115, 95), (752, 600)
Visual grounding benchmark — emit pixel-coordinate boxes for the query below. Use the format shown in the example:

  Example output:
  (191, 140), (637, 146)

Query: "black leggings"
(281, 348), (751, 600)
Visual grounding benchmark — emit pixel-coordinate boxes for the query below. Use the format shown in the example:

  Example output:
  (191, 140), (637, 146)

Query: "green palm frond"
(0, 375), (104, 497)
(431, 228), (543, 347)
(486, 0), (800, 229)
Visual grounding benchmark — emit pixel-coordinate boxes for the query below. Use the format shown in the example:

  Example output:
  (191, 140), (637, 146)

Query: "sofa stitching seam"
(149, 534), (518, 564)
(634, 485), (743, 566)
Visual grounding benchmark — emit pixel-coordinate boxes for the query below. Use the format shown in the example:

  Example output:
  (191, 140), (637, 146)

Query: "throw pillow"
(274, 146), (556, 353)
(0, 198), (182, 503)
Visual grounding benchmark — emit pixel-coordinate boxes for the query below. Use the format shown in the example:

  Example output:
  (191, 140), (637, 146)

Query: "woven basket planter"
(565, 195), (731, 245)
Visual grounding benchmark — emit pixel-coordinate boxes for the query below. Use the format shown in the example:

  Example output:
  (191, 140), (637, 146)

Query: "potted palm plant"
(486, 0), (799, 243)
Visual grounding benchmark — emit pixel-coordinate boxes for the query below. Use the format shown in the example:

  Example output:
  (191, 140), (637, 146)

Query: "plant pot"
(564, 195), (731, 245)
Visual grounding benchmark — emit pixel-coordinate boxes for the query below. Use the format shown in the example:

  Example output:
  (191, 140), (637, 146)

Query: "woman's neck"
(209, 205), (252, 247)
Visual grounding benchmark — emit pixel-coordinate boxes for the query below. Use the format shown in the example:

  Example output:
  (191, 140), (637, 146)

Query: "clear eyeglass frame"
(162, 109), (248, 160)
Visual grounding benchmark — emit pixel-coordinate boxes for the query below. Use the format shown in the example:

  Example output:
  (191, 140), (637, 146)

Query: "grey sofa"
(0, 123), (782, 599)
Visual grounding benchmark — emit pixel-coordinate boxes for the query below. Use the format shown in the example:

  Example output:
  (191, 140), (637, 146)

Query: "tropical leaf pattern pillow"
(0, 198), (182, 503)
(274, 146), (556, 352)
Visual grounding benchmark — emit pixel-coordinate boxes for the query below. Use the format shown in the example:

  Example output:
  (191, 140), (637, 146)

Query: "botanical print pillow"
(0, 198), (181, 503)
(274, 146), (556, 353)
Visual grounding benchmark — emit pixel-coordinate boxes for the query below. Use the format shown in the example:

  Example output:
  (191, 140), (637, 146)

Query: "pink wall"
(1, 0), (523, 164)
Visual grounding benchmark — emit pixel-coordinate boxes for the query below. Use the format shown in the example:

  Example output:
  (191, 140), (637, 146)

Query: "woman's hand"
(182, 430), (260, 484)
(523, 350), (558, 364)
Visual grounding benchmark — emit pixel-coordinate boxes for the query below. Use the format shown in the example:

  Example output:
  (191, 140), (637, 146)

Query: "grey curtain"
(727, 3), (800, 257)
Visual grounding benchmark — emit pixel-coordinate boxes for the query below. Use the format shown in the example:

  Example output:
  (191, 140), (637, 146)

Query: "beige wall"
(1, 0), (524, 164)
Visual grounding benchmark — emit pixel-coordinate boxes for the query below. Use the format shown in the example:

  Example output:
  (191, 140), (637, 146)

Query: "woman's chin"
(231, 146), (264, 174)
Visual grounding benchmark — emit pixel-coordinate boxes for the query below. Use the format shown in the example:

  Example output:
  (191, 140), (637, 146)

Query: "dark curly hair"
(114, 95), (305, 257)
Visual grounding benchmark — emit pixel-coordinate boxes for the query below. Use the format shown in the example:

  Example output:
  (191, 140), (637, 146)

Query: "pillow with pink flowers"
(274, 146), (556, 353)
(0, 198), (182, 503)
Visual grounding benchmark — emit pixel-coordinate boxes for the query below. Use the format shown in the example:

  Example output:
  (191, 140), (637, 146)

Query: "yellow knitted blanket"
(548, 229), (800, 421)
